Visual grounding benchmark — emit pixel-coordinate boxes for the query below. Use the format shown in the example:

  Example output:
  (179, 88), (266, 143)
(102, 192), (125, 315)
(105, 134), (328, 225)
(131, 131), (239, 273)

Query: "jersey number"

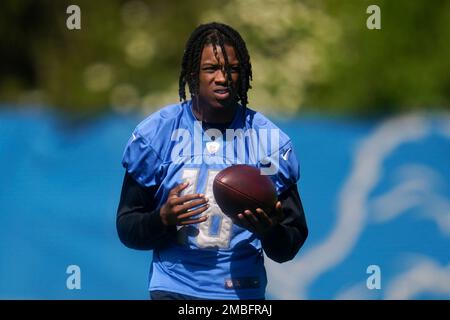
(180, 168), (233, 249)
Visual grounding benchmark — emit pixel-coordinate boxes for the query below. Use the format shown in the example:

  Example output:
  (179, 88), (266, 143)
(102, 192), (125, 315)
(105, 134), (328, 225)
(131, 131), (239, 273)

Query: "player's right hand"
(160, 182), (209, 226)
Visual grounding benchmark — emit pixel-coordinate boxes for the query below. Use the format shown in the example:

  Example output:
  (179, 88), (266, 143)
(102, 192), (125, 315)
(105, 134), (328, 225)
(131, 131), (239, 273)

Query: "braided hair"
(178, 22), (252, 108)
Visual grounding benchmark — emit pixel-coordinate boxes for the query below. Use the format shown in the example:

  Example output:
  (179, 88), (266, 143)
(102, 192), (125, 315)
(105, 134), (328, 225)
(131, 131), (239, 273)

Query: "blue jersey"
(122, 100), (299, 299)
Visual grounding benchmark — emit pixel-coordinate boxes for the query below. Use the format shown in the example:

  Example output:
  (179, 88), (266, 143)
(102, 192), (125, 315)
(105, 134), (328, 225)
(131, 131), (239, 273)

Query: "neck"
(192, 97), (237, 123)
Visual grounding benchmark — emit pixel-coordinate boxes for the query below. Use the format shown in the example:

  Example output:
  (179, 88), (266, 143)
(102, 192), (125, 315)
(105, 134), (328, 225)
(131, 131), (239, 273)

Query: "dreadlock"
(178, 22), (252, 108)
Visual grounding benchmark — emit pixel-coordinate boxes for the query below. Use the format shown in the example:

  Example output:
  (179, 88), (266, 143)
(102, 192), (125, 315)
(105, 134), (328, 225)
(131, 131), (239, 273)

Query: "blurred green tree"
(305, 0), (450, 116)
(0, 0), (449, 116)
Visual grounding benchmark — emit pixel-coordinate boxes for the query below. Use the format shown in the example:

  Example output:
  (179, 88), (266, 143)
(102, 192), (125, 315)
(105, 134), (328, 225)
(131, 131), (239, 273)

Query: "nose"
(214, 68), (227, 84)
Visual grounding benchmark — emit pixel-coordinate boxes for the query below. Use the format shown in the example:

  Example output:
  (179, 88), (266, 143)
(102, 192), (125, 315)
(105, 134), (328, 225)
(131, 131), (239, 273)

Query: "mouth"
(213, 88), (230, 99)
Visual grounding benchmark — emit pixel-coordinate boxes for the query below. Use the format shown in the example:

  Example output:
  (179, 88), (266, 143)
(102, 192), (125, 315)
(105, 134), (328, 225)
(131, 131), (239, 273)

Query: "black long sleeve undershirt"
(260, 181), (308, 262)
(116, 173), (177, 250)
(116, 172), (308, 262)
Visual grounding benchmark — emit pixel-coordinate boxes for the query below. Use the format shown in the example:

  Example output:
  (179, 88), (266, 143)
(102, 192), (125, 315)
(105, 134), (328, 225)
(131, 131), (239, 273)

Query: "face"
(197, 44), (240, 111)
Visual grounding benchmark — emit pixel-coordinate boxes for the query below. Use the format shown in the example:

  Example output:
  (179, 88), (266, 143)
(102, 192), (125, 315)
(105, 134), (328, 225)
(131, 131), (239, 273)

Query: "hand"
(235, 201), (284, 238)
(160, 182), (209, 226)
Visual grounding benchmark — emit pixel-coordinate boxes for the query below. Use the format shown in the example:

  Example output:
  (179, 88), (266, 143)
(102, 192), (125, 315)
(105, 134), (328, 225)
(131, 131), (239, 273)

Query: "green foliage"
(305, 0), (450, 116)
(0, 0), (449, 116)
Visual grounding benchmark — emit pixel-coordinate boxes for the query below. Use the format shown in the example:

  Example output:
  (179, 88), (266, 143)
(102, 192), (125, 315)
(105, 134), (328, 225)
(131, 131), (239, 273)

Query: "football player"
(117, 22), (308, 300)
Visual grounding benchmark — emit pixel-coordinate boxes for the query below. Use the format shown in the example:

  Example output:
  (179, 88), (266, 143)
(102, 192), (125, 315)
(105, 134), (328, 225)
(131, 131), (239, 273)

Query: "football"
(213, 164), (277, 218)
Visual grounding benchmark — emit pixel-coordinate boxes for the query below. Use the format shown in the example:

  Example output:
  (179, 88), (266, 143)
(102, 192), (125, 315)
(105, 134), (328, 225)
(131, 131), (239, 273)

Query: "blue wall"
(1, 109), (449, 299)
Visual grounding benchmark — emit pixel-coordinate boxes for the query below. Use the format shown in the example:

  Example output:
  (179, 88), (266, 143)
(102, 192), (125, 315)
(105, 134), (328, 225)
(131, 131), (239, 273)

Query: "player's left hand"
(235, 201), (284, 239)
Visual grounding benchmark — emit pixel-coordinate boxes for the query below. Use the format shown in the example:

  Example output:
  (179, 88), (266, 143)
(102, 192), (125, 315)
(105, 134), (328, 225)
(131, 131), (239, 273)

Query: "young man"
(117, 22), (308, 300)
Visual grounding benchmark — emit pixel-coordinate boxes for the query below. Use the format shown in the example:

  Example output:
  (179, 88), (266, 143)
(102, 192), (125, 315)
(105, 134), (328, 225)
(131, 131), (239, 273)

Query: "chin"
(212, 101), (228, 109)
(214, 97), (236, 108)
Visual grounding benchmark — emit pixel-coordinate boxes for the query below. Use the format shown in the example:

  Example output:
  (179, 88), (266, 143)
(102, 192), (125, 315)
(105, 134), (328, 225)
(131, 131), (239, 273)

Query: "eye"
(202, 65), (219, 73)
(231, 66), (240, 73)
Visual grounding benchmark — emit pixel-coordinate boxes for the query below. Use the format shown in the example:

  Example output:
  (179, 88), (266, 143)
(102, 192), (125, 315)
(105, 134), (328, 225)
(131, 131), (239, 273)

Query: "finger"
(171, 192), (206, 205)
(255, 208), (273, 227)
(238, 210), (256, 232)
(275, 201), (282, 213)
(178, 215), (208, 226)
(236, 213), (253, 230)
(169, 181), (189, 196)
(176, 197), (209, 213)
(178, 204), (210, 220)
(243, 210), (259, 229)
(274, 201), (284, 220)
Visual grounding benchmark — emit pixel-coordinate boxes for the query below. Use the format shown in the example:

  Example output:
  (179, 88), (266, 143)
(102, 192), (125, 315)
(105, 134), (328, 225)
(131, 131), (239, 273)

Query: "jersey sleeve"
(269, 141), (300, 195)
(121, 130), (163, 187)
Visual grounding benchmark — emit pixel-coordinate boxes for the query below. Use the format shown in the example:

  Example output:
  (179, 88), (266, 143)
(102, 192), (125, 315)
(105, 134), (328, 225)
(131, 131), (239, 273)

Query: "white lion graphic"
(266, 113), (450, 299)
